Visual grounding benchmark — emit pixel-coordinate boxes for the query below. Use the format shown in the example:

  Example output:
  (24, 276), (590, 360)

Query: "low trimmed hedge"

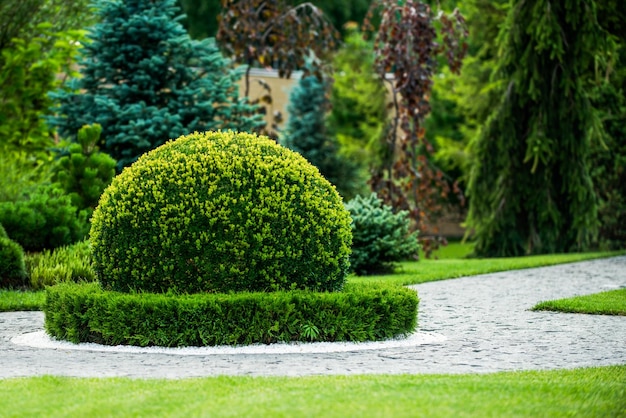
(44, 282), (418, 347)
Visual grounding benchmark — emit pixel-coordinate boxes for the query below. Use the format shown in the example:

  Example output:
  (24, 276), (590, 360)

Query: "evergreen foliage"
(346, 194), (420, 276)
(590, 68), (626, 250)
(466, 0), (613, 257)
(282, 74), (360, 200)
(0, 237), (28, 289)
(49, 0), (262, 170)
(327, 29), (387, 197)
(90, 131), (352, 294)
(44, 281), (417, 346)
(51, 124), (116, 213)
(0, 184), (89, 252)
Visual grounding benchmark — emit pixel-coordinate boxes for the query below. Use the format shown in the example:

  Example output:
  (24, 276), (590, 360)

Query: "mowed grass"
(354, 249), (626, 287)
(0, 289), (45, 312)
(1, 247), (624, 312)
(2, 366), (624, 417)
(533, 288), (626, 316)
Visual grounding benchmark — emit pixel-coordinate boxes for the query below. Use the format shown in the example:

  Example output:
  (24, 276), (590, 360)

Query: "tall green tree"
(589, 0), (626, 249)
(49, 0), (262, 170)
(466, 0), (615, 257)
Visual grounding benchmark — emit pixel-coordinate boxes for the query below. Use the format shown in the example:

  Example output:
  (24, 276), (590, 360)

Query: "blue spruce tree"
(49, 0), (262, 169)
(282, 75), (360, 200)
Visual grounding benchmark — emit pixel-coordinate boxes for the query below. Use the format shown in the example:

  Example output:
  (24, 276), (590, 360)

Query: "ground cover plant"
(1, 366), (624, 417)
(533, 288), (626, 316)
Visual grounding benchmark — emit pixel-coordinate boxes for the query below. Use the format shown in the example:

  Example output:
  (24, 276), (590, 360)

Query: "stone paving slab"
(1, 256), (625, 379)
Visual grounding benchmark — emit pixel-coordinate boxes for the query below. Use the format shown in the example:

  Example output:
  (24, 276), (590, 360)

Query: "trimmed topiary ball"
(90, 131), (352, 294)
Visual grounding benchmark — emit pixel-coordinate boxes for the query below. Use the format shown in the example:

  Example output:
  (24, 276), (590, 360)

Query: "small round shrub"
(346, 193), (420, 275)
(0, 237), (28, 289)
(0, 184), (89, 252)
(90, 131), (352, 294)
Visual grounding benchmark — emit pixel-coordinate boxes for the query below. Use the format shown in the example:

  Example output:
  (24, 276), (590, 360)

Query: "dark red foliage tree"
(364, 0), (468, 256)
(217, 0), (341, 136)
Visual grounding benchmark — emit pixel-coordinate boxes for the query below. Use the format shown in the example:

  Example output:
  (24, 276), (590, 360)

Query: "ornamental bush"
(0, 237), (27, 289)
(51, 124), (117, 214)
(90, 131), (352, 294)
(44, 281), (417, 346)
(346, 193), (420, 275)
(0, 184), (89, 252)
(26, 240), (96, 290)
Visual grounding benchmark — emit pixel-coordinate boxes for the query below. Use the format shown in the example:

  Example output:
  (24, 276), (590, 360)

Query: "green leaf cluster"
(43, 281), (417, 346)
(0, 185), (89, 252)
(51, 124), (117, 214)
(0, 236), (27, 289)
(90, 131), (352, 294)
(346, 194), (420, 276)
(0, 24), (85, 156)
(49, 0), (263, 170)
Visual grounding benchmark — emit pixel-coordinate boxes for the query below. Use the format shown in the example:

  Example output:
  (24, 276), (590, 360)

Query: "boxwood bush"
(90, 130), (352, 294)
(44, 282), (418, 346)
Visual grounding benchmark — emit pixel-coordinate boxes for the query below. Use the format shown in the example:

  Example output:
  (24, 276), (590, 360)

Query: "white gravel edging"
(11, 330), (447, 355)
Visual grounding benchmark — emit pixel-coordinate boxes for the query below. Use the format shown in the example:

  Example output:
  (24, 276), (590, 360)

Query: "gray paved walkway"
(1, 256), (625, 378)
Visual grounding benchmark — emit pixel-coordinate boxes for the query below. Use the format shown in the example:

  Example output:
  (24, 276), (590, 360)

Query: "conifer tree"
(466, 0), (614, 256)
(282, 75), (359, 200)
(49, 0), (262, 169)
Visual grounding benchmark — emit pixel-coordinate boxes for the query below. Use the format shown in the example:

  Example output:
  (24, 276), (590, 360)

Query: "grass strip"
(355, 251), (626, 287)
(533, 288), (626, 316)
(0, 290), (45, 312)
(1, 366), (624, 417)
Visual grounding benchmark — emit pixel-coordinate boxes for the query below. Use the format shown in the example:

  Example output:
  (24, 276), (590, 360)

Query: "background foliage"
(49, 0), (262, 170)
(466, 0), (615, 257)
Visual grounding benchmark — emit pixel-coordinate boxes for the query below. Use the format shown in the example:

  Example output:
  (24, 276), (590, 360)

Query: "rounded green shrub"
(0, 237), (28, 289)
(90, 131), (352, 294)
(346, 193), (420, 275)
(0, 184), (89, 252)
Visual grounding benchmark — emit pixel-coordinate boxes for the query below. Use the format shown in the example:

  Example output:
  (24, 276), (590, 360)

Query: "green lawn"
(533, 288), (626, 316)
(354, 250), (626, 287)
(0, 289), (45, 312)
(2, 366), (624, 417)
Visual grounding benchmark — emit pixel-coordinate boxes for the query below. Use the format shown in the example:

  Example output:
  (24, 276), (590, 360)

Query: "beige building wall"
(236, 68), (302, 132)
